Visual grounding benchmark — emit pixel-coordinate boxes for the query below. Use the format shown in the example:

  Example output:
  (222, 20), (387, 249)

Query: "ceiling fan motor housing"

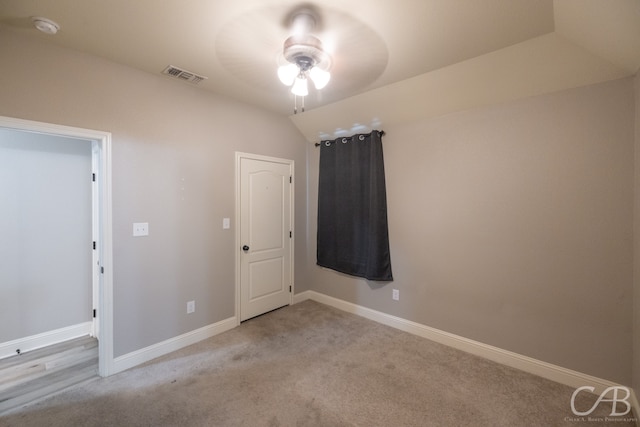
(283, 34), (331, 72)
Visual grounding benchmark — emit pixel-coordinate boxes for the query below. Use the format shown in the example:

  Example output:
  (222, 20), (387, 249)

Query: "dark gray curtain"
(316, 130), (393, 281)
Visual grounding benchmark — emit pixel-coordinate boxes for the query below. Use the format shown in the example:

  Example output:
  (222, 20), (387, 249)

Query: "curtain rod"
(314, 130), (385, 147)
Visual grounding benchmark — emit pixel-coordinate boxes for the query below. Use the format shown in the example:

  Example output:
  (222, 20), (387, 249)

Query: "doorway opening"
(0, 116), (114, 377)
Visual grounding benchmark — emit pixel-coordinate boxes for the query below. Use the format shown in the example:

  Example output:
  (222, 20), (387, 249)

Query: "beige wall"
(308, 77), (635, 385)
(0, 29), (309, 357)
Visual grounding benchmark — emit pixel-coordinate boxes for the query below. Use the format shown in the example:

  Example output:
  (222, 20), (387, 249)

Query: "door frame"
(0, 115), (114, 377)
(235, 152), (294, 325)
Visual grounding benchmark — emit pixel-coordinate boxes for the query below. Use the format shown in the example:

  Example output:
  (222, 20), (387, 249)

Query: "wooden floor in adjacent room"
(0, 336), (98, 414)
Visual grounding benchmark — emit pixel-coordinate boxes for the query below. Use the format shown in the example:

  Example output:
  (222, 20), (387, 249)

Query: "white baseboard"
(0, 322), (93, 360)
(292, 291), (311, 305)
(294, 290), (640, 421)
(112, 317), (236, 375)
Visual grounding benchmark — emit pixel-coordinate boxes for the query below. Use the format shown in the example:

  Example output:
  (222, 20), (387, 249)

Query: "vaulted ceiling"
(1, 0), (639, 141)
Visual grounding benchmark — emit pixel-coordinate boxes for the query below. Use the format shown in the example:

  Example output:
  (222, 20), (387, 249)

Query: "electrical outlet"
(392, 289), (399, 301)
(133, 222), (149, 237)
(187, 300), (195, 314)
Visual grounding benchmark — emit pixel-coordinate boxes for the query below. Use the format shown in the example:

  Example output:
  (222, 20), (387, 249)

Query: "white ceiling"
(1, 1), (639, 141)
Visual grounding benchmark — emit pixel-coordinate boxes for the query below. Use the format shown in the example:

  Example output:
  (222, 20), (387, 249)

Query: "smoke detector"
(32, 17), (60, 35)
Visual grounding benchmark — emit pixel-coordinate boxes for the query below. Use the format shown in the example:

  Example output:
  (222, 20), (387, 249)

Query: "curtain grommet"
(358, 135), (365, 141)
(341, 138), (348, 144)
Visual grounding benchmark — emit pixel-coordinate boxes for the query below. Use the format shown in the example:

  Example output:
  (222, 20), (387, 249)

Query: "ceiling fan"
(276, 7), (332, 113)
(214, 3), (388, 115)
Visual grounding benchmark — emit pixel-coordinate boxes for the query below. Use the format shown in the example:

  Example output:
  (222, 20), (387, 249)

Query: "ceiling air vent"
(162, 65), (208, 85)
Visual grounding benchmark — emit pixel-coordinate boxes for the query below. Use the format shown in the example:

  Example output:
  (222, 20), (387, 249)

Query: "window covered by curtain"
(316, 130), (393, 281)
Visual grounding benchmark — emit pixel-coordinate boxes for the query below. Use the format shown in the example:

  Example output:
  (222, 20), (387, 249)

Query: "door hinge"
(289, 176), (292, 183)
(93, 309), (97, 318)
(93, 241), (96, 250)
(289, 231), (292, 238)
(289, 286), (292, 293)
(100, 266), (104, 274)
(92, 173), (96, 182)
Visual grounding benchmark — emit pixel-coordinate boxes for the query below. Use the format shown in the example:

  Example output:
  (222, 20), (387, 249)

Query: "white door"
(238, 154), (293, 321)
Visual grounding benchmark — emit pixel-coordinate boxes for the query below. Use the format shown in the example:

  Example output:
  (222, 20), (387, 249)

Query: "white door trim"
(235, 152), (294, 325)
(0, 115), (114, 377)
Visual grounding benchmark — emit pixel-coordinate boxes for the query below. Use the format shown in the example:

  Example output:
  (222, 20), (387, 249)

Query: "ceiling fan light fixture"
(291, 75), (309, 97)
(278, 63), (299, 86)
(278, 8), (332, 113)
(309, 67), (330, 90)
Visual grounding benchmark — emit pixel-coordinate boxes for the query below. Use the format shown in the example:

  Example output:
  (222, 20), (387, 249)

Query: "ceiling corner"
(553, 0), (640, 74)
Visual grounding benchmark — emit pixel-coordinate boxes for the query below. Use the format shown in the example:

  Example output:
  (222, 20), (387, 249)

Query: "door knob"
(242, 245), (250, 251)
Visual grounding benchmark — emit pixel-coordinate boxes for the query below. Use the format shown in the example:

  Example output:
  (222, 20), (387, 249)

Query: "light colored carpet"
(1, 300), (635, 426)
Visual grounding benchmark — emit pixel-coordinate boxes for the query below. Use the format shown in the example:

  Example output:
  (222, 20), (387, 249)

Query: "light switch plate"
(133, 222), (149, 237)
(223, 218), (230, 229)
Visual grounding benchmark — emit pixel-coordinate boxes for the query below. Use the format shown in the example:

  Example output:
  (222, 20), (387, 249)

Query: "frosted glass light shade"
(278, 64), (299, 86)
(309, 67), (330, 89)
(291, 76), (309, 96)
